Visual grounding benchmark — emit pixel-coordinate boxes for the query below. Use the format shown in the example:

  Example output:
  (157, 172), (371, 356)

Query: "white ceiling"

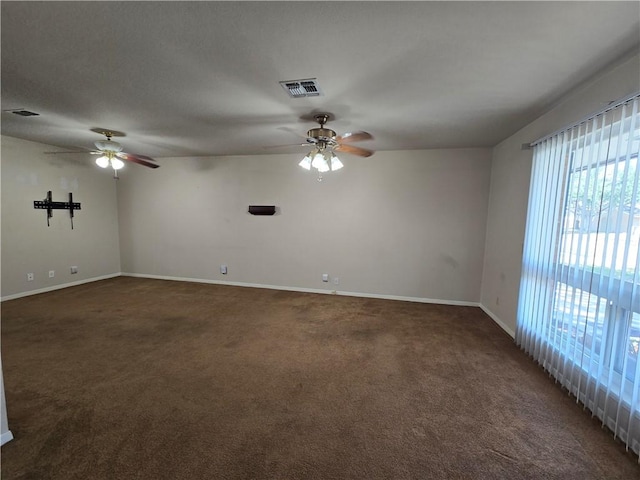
(2, 1), (639, 159)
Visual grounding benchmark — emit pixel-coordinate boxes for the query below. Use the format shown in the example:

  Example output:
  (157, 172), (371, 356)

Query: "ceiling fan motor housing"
(307, 127), (337, 142)
(94, 140), (123, 152)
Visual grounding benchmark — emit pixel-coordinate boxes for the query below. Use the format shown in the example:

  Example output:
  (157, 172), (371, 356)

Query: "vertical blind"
(517, 94), (640, 459)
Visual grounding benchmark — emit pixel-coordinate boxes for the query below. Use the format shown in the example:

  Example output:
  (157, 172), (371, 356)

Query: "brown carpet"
(1, 277), (638, 479)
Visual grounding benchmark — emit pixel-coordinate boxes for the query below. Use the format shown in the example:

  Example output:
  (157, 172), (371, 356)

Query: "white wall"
(118, 148), (492, 303)
(1, 136), (121, 299)
(480, 51), (640, 336)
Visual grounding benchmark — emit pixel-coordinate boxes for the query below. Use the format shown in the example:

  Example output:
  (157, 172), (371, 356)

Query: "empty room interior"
(1, 2), (640, 478)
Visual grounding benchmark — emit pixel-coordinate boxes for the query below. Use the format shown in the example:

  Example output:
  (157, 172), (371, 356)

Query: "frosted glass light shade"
(311, 152), (325, 169)
(312, 152), (329, 172)
(298, 154), (312, 170)
(330, 155), (343, 171)
(300, 149), (343, 175)
(111, 158), (125, 170)
(96, 156), (110, 168)
(317, 160), (330, 173)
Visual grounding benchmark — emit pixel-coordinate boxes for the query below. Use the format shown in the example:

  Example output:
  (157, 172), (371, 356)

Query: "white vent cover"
(279, 78), (323, 98)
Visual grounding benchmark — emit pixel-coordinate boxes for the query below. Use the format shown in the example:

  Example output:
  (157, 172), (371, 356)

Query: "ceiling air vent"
(280, 78), (323, 98)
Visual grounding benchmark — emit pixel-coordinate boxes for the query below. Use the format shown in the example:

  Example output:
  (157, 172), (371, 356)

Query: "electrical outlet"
(220, 265), (228, 275)
(333, 277), (340, 285)
(70, 266), (78, 274)
(49, 270), (55, 278)
(322, 273), (329, 282)
(27, 273), (34, 282)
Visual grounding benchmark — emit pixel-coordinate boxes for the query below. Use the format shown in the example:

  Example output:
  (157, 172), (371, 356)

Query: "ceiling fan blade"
(48, 151), (108, 157)
(117, 152), (160, 168)
(335, 131), (373, 143)
(334, 144), (374, 157)
(44, 148), (97, 155)
(44, 151), (85, 154)
(277, 126), (312, 140)
(262, 143), (310, 150)
(125, 152), (155, 162)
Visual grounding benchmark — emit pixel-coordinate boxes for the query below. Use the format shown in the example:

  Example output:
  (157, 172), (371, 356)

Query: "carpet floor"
(1, 277), (639, 479)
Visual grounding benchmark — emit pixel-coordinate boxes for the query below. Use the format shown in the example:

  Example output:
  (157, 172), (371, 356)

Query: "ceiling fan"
(271, 113), (374, 179)
(301, 113), (374, 158)
(46, 128), (159, 176)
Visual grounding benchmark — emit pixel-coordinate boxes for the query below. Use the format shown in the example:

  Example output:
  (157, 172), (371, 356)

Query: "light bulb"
(111, 158), (125, 170)
(299, 154), (312, 170)
(95, 156), (110, 168)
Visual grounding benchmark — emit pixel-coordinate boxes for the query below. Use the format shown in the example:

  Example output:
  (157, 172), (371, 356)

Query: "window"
(518, 94), (640, 458)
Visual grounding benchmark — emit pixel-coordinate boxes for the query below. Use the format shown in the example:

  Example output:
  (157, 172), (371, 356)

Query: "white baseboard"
(479, 303), (515, 338)
(3, 269), (490, 315)
(1, 430), (14, 446)
(121, 272), (331, 295)
(121, 273), (480, 308)
(1, 273), (121, 302)
(336, 290), (479, 307)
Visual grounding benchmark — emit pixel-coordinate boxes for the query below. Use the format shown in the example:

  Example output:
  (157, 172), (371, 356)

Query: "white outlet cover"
(322, 273), (329, 282)
(49, 270), (55, 278)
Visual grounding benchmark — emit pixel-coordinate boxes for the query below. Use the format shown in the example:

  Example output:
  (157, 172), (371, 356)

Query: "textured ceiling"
(1, 1), (639, 159)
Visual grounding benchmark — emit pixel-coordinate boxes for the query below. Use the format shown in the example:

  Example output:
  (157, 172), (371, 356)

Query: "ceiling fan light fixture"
(311, 151), (329, 172)
(330, 153), (344, 171)
(111, 158), (125, 170)
(95, 155), (110, 168)
(317, 162), (330, 174)
(299, 153), (313, 170)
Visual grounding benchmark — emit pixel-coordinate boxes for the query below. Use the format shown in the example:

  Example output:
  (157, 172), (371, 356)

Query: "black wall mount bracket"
(34, 191), (81, 229)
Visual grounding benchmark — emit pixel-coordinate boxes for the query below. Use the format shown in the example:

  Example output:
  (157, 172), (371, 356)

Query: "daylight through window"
(517, 94), (640, 458)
